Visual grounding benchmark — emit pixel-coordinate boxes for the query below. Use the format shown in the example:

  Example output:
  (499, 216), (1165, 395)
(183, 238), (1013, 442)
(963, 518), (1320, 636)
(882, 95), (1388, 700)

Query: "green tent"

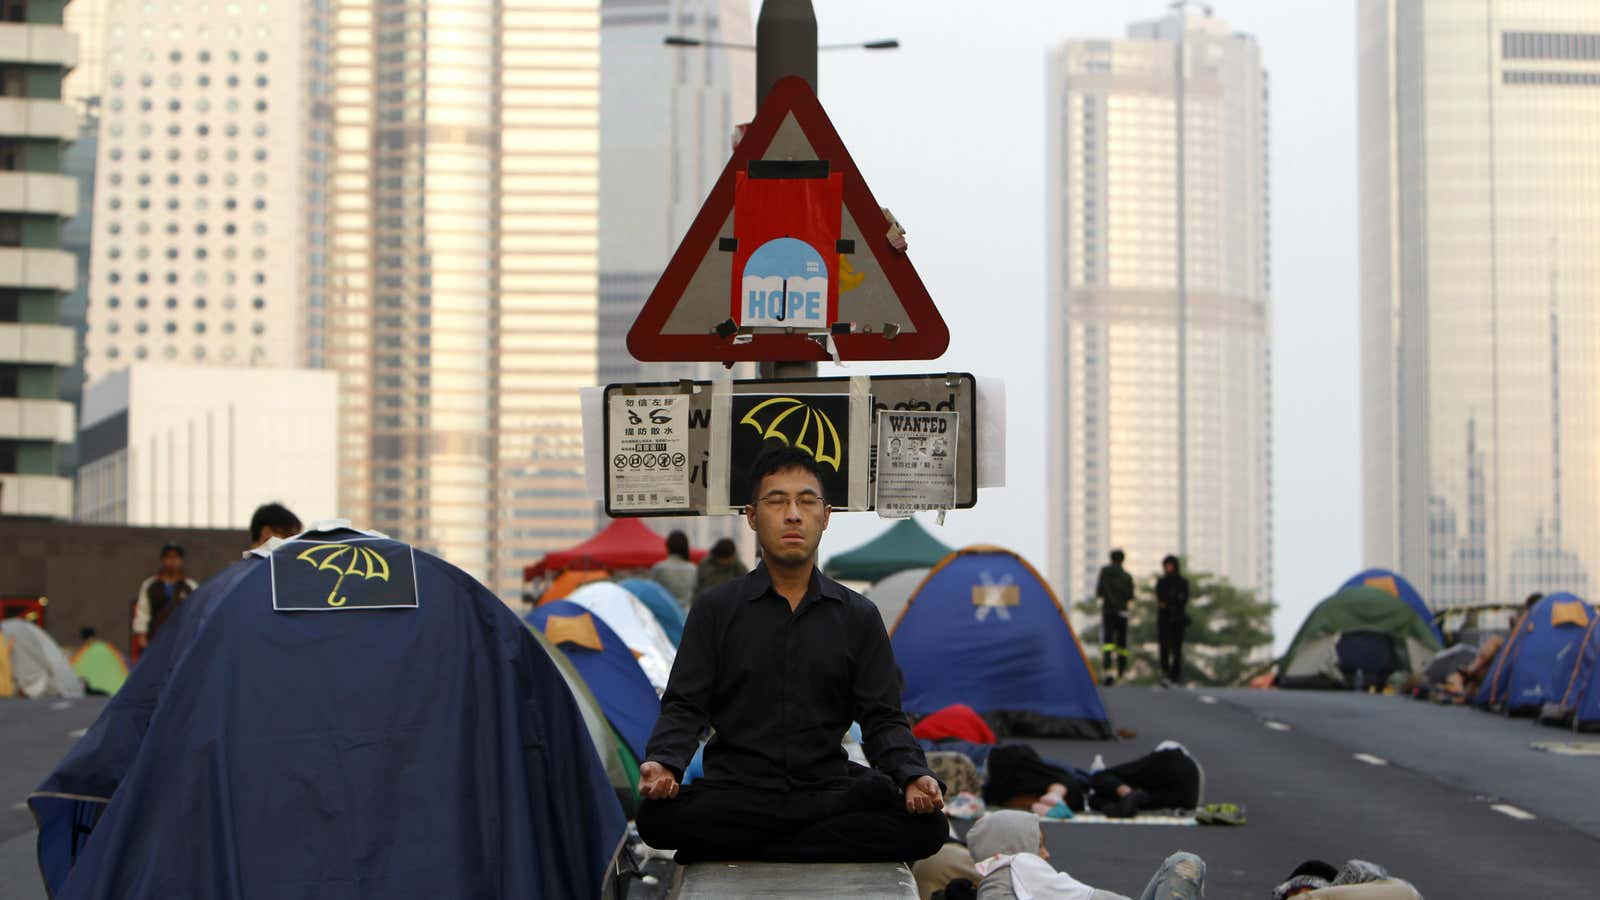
(823, 518), (955, 583)
(1277, 586), (1443, 689)
(70, 640), (129, 696)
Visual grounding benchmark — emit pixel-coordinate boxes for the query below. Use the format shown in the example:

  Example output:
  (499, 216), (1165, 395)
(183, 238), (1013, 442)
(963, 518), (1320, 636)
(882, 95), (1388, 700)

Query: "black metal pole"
(756, 0), (820, 379)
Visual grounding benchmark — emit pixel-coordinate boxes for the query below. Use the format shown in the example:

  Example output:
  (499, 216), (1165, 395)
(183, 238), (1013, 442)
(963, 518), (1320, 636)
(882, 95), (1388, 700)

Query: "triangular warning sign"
(628, 76), (949, 363)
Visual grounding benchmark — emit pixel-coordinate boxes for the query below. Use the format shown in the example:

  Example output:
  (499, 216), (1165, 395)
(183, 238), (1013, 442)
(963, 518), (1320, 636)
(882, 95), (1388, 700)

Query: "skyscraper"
(323, 1), (601, 597)
(59, 0), (108, 479)
(0, 0), (78, 518)
(80, 0), (329, 379)
(1360, 1), (1600, 606)
(1046, 7), (1272, 608)
(598, 0), (753, 552)
(598, 0), (752, 386)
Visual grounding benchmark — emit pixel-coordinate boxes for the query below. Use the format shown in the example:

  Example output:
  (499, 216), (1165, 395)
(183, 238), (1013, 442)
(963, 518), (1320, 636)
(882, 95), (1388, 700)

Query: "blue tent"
(29, 528), (623, 900)
(527, 599), (660, 761)
(891, 547), (1113, 740)
(1340, 568), (1443, 644)
(618, 577), (687, 646)
(1475, 592), (1595, 714)
(1561, 614), (1600, 730)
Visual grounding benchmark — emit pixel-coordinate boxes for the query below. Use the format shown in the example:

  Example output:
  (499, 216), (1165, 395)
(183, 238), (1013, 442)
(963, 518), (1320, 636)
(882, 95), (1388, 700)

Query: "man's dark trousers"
(1158, 614), (1185, 683)
(636, 766), (946, 864)
(1101, 609), (1129, 678)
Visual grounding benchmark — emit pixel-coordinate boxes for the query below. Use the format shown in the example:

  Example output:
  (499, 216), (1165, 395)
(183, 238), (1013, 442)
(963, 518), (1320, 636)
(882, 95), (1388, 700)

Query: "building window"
(0, 66), (24, 98)
(1503, 31), (1600, 60)
(1504, 70), (1600, 86)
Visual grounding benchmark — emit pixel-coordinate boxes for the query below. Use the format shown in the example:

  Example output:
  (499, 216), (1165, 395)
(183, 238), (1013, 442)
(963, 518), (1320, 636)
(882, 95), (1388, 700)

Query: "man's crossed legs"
(637, 768), (947, 865)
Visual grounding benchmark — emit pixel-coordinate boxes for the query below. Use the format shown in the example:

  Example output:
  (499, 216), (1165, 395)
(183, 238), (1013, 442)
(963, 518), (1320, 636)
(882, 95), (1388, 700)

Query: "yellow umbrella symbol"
(738, 397), (843, 471)
(296, 544), (391, 607)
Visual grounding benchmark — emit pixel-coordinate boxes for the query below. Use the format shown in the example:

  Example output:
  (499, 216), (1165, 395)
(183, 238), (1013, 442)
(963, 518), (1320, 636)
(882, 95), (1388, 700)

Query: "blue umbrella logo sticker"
(741, 237), (829, 329)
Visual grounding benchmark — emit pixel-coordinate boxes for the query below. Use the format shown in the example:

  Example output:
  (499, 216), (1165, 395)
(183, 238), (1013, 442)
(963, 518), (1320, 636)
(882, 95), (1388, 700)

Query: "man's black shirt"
(644, 564), (934, 792)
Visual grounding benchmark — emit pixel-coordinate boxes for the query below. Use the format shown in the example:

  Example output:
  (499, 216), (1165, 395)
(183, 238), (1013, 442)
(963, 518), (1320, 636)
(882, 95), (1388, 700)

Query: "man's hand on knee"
(640, 761), (680, 800)
(903, 775), (943, 814)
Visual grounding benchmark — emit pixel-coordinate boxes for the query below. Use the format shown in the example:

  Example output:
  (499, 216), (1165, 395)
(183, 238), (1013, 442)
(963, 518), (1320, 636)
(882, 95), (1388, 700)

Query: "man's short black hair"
(249, 502), (302, 542)
(665, 530), (690, 559)
(746, 446), (828, 504)
(711, 537), (738, 560)
(1110, 548), (1125, 565)
(160, 542), (184, 558)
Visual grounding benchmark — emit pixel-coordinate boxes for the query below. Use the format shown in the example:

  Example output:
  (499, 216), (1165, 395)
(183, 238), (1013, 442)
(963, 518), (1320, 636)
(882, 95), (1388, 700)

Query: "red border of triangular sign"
(627, 76), (949, 362)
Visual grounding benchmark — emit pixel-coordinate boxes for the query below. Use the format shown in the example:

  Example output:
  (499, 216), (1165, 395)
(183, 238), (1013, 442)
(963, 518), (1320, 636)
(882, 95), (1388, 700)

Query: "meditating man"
(636, 446), (948, 863)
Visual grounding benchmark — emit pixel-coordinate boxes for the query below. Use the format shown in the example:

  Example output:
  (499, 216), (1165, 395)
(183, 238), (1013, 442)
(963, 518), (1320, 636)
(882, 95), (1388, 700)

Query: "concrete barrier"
(677, 861), (919, 898)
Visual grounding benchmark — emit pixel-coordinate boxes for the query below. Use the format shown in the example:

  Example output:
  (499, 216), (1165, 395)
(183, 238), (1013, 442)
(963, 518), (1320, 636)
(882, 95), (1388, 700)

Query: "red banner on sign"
(730, 170), (843, 330)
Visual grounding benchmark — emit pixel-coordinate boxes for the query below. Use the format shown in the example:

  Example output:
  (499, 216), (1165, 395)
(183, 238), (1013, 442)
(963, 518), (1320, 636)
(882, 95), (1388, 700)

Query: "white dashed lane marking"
(1198, 695), (1219, 705)
(1263, 720), (1291, 731)
(1353, 753), (1389, 766)
(67, 728), (87, 738)
(1491, 804), (1536, 821)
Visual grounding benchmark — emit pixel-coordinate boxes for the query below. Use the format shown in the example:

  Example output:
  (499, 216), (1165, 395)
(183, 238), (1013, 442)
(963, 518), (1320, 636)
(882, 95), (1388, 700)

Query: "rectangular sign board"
(602, 373), (977, 517)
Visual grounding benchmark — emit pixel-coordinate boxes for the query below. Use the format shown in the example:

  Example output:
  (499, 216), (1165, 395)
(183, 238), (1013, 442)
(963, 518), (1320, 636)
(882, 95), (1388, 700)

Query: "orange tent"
(539, 570), (611, 605)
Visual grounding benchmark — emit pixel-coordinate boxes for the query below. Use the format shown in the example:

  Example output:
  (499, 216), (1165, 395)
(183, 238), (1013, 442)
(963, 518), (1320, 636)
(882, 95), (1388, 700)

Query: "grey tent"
(865, 567), (932, 632)
(2, 619), (84, 699)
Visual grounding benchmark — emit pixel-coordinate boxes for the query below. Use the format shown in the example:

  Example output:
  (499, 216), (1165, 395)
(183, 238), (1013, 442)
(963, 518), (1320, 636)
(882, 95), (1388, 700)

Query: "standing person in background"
(693, 537), (748, 602)
(1156, 555), (1190, 687)
(247, 502), (303, 551)
(131, 543), (197, 663)
(1096, 549), (1135, 686)
(650, 530), (699, 609)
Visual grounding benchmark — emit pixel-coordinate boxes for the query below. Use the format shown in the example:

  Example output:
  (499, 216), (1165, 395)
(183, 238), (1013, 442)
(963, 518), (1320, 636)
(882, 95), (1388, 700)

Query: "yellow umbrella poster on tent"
(270, 539), (419, 612)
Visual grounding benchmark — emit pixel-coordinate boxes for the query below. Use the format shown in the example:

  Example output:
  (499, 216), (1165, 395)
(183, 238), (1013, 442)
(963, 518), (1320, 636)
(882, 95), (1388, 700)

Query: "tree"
(1075, 560), (1274, 686)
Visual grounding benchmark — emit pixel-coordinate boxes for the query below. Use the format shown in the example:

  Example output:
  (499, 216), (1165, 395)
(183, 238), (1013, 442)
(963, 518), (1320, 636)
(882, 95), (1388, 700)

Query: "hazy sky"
(738, 0), (1360, 650)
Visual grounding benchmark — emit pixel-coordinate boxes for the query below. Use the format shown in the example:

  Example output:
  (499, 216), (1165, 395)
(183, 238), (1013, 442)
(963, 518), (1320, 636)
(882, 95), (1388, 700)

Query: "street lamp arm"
(663, 35), (755, 50)
(665, 35), (898, 52)
(820, 39), (899, 50)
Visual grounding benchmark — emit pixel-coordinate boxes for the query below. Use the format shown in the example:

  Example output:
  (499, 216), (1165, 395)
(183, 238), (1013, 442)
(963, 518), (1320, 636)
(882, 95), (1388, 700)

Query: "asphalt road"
(3, 687), (1598, 898)
(1020, 686), (1600, 898)
(0, 696), (106, 900)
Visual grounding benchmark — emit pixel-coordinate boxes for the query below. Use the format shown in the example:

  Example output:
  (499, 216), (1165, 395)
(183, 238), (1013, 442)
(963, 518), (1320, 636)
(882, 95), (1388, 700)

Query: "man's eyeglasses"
(753, 493), (828, 513)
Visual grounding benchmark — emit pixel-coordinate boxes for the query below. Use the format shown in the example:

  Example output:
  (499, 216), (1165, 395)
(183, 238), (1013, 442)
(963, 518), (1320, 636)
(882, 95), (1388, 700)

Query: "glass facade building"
(323, 1), (601, 597)
(597, 0), (752, 552)
(1046, 8), (1272, 606)
(597, 0), (750, 386)
(1361, 0), (1600, 607)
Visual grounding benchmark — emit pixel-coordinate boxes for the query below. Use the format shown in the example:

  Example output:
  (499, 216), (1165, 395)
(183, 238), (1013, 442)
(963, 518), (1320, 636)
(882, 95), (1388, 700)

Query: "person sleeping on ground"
(634, 447), (949, 864)
(981, 742), (1202, 818)
(966, 810), (1206, 900)
(1272, 859), (1421, 899)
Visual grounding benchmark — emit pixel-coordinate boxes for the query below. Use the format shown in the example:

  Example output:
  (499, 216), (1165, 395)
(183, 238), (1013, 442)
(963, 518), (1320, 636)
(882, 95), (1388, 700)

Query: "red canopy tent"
(522, 518), (706, 581)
